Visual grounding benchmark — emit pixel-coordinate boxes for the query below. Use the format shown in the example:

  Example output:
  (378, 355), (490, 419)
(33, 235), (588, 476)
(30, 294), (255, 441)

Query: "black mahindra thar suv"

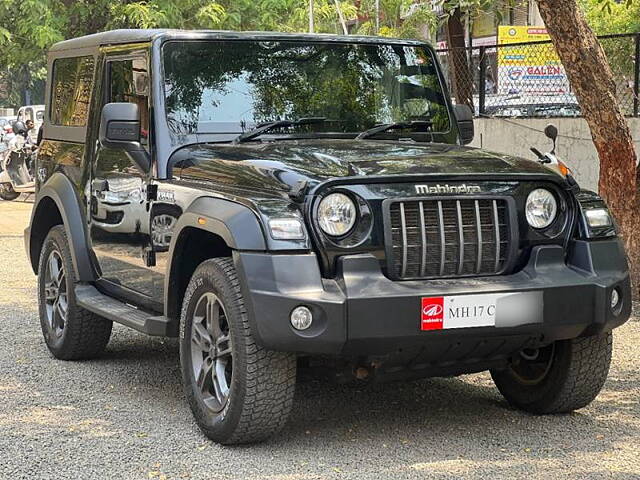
(25, 29), (631, 444)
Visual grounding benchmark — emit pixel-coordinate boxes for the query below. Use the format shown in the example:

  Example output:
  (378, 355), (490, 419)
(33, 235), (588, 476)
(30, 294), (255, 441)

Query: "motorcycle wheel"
(0, 183), (19, 201)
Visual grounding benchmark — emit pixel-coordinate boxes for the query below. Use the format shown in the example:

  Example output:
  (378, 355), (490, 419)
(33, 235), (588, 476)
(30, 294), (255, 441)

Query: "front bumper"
(234, 237), (631, 359)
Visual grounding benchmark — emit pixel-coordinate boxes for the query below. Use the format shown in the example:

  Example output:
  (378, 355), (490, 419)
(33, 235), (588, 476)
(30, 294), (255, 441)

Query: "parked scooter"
(530, 124), (572, 177)
(0, 121), (36, 201)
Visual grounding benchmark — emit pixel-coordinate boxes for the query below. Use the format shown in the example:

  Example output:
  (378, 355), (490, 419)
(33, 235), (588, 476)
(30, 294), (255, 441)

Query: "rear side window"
(50, 56), (95, 126)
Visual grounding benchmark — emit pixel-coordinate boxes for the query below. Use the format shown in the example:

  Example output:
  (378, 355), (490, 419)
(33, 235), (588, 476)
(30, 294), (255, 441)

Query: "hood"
(174, 139), (562, 194)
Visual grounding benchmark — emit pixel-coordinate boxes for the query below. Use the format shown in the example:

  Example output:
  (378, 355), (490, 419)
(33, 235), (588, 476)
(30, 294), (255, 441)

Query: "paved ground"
(1, 200), (639, 480)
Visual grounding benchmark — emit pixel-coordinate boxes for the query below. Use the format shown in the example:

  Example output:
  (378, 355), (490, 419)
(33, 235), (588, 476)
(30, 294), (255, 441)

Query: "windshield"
(162, 40), (451, 138)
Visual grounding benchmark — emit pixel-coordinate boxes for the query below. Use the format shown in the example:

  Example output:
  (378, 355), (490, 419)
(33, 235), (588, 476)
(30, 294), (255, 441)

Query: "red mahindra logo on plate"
(423, 304), (443, 317)
(421, 297), (444, 330)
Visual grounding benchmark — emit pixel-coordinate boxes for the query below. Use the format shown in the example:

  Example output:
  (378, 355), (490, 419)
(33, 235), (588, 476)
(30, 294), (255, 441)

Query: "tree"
(445, 8), (473, 109)
(535, 0), (640, 292)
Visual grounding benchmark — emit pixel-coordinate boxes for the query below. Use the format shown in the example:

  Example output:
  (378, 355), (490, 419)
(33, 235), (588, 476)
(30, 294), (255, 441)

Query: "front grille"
(387, 198), (510, 280)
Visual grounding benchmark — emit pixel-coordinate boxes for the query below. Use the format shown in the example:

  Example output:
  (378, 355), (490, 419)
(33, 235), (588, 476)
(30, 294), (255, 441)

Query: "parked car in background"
(473, 94), (581, 118)
(0, 116), (14, 128)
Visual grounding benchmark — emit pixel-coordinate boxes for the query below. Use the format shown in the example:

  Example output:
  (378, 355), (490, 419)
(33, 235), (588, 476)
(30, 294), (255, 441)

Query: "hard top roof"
(49, 29), (429, 52)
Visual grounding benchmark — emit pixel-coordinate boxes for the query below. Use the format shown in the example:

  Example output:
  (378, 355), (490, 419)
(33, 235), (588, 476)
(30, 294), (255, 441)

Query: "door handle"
(92, 179), (109, 193)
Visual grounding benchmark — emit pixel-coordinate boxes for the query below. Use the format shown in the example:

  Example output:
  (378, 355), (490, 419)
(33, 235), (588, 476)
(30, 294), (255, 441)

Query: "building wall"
(469, 117), (640, 192)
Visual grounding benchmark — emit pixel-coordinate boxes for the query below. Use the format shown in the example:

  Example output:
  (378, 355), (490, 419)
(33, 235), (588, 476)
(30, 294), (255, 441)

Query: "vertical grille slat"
(388, 198), (510, 280)
(493, 200), (501, 272)
(456, 200), (464, 275)
(419, 201), (427, 277)
(437, 200), (445, 276)
(399, 202), (408, 278)
(474, 200), (483, 273)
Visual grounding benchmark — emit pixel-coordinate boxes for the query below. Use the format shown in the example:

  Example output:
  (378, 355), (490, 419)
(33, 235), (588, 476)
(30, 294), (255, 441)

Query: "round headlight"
(526, 188), (558, 229)
(318, 193), (356, 236)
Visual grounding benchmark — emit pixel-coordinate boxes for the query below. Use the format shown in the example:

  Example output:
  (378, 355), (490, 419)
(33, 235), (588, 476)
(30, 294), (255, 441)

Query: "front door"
(88, 53), (159, 301)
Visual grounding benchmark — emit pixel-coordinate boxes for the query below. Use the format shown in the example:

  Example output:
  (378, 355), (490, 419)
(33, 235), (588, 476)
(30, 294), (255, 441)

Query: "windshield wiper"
(233, 117), (327, 144)
(356, 120), (433, 140)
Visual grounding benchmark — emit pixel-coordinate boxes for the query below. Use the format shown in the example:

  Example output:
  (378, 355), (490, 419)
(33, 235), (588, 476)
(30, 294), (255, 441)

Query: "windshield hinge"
(289, 180), (309, 202)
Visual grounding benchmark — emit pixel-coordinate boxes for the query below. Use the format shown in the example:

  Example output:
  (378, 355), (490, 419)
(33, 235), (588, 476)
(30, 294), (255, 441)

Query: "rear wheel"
(491, 333), (612, 414)
(37, 226), (112, 359)
(179, 258), (296, 444)
(0, 182), (19, 200)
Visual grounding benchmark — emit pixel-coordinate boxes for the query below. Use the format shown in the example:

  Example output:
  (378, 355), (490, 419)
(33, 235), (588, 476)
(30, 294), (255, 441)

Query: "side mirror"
(99, 102), (150, 172)
(453, 104), (474, 145)
(544, 123), (558, 154)
(544, 124), (558, 141)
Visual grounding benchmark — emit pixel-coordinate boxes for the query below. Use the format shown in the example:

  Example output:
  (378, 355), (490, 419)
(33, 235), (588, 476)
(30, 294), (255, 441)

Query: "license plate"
(421, 294), (499, 331)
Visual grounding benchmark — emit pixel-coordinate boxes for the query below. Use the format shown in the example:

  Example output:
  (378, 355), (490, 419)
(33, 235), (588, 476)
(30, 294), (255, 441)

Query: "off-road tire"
(491, 333), (612, 414)
(37, 225), (112, 359)
(179, 258), (296, 445)
(0, 183), (19, 201)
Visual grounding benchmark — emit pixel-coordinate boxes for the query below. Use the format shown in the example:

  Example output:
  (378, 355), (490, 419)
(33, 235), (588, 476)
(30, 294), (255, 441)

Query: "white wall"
(469, 117), (640, 192)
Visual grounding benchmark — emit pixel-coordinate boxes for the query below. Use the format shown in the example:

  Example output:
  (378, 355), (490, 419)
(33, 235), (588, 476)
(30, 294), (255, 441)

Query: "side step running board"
(75, 284), (178, 337)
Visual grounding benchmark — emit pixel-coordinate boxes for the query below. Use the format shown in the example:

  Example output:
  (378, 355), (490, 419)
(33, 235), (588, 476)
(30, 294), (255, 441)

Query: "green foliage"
(592, 0), (636, 16)
(355, 0), (437, 38)
(581, 0), (640, 34)
(0, 0), (522, 108)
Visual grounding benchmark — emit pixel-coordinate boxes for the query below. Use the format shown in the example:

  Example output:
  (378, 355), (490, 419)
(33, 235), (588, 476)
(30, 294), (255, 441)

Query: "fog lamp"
(290, 306), (313, 330)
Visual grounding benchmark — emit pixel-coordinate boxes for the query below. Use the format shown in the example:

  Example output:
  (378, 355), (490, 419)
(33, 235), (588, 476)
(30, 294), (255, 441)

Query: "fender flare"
(170, 196), (267, 252)
(164, 196), (267, 318)
(28, 173), (96, 281)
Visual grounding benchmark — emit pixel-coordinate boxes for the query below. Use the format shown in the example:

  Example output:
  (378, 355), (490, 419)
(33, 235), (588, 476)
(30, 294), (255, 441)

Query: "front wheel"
(0, 183), (19, 200)
(491, 332), (612, 414)
(179, 258), (296, 444)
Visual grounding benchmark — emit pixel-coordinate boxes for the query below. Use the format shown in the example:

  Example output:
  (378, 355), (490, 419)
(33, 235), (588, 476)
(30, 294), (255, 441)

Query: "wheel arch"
(27, 173), (96, 281)
(164, 196), (266, 321)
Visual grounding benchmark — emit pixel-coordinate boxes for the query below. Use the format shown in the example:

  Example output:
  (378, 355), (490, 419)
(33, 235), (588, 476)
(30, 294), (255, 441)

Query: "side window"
(94, 56), (150, 178)
(50, 56), (95, 126)
(107, 58), (149, 147)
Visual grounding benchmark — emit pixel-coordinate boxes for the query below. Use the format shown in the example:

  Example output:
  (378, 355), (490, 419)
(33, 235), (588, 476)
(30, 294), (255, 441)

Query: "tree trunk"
(445, 8), (474, 110)
(536, 0), (640, 295)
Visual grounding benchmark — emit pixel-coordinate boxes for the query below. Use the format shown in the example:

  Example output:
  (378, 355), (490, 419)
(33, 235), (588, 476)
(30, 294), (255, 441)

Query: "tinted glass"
(162, 41), (450, 136)
(50, 56), (95, 126)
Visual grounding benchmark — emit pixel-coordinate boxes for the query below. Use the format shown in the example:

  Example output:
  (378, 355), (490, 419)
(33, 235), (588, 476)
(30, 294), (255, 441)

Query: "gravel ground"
(1, 201), (639, 480)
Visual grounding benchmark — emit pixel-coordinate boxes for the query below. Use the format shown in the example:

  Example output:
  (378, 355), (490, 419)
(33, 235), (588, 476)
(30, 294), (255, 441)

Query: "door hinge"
(147, 184), (158, 201)
(143, 247), (156, 267)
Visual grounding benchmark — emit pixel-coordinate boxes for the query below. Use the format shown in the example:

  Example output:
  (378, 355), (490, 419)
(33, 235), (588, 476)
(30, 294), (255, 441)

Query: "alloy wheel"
(43, 250), (68, 339)
(190, 292), (233, 413)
